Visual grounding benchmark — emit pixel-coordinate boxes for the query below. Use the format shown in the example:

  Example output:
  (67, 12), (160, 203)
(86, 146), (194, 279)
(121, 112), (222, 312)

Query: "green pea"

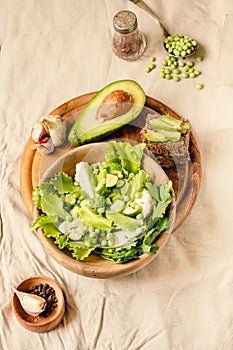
(89, 231), (97, 238)
(184, 65), (190, 71)
(159, 72), (166, 78)
(171, 62), (178, 69)
(145, 66), (151, 73)
(149, 56), (156, 62)
(196, 83), (203, 90)
(182, 72), (189, 78)
(189, 68), (194, 73)
(173, 76), (180, 82)
(167, 59), (172, 66)
(108, 238), (115, 247)
(173, 49), (179, 56)
(165, 74), (171, 80)
(148, 63), (155, 70)
(173, 68), (181, 74)
(97, 207), (105, 214)
(101, 240), (107, 247)
(190, 72), (196, 78)
(186, 61), (194, 67)
(106, 232), (114, 240)
(165, 68), (171, 74)
(136, 213), (143, 220)
(181, 51), (187, 57)
(179, 61), (185, 67)
(196, 55), (203, 62)
(194, 69), (200, 76)
(84, 238), (91, 246)
(192, 40), (197, 46)
(170, 56), (177, 62)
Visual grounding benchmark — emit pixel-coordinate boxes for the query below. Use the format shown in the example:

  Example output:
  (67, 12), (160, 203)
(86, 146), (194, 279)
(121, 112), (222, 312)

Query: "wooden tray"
(20, 93), (202, 232)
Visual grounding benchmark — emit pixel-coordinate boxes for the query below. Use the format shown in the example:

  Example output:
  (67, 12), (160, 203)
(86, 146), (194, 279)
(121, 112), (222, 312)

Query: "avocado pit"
(96, 90), (133, 120)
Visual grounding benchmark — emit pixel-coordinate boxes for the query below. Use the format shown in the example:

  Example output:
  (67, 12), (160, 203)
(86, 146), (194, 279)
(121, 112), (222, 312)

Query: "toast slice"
(141, 113), (191, 168)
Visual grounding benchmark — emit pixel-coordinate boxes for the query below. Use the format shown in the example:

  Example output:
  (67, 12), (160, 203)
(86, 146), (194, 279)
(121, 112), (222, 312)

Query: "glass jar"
(112, 10), (146, 61)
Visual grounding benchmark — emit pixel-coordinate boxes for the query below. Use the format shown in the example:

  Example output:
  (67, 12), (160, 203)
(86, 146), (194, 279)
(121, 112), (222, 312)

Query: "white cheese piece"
(75, 161), (95, 199)
(135, 189), (155, 218)
(114, 227), (142, 246)
(58, 218), (86, 241)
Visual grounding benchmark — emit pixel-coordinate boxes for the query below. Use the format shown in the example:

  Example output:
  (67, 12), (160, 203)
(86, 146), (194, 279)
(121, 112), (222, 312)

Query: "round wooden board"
(20, 93), (202, 232)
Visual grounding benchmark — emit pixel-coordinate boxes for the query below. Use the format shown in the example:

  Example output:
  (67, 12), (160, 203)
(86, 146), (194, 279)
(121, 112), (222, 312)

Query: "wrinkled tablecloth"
(1, 1), (233, 349)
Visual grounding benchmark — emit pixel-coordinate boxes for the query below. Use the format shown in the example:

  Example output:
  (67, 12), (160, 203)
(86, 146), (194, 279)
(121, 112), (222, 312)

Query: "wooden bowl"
(12, 276), (65, 333)
(33, 142), (176, 279)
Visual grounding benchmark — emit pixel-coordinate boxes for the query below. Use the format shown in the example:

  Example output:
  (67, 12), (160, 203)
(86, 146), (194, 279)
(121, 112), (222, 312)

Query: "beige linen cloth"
(1, 0), (233, 349)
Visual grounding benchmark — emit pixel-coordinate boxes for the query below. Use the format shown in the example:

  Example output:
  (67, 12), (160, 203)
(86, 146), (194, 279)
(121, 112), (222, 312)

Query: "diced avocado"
(68, 80), (146, 146)
(106, 174), (118, 187)
(109, 199), (125, 213)
(123, 206), (141, 217)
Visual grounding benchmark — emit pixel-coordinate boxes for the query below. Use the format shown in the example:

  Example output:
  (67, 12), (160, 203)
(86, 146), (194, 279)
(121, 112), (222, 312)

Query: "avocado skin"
(68, 80), (146, 146)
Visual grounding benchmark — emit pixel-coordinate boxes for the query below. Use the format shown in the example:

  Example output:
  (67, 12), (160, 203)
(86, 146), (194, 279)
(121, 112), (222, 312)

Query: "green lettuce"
(31, 141), (174, 264)
(105, 141), (145, 174)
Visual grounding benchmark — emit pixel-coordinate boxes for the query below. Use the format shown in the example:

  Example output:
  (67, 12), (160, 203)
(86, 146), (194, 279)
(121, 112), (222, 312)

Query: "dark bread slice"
(141, 113), (190, 168)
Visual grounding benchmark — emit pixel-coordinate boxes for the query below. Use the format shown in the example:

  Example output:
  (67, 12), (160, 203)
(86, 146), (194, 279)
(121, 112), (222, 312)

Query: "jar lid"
(113, 10), (138, 34)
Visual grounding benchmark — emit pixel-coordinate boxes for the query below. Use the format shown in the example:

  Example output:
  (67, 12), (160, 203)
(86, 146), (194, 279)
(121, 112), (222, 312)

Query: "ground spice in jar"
(112, 10), (146, 61)
(27, 283), (58, 317)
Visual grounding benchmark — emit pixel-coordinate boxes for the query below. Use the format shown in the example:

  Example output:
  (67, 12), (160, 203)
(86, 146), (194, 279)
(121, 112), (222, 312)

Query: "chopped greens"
(31, 141), (174, 263)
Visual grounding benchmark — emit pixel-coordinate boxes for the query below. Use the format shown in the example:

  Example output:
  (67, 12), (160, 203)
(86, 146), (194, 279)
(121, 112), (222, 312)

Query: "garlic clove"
(50, 120), (67, 146)
(31, 137), (54, 154)
(31, 122), (48, 144)
(13, 288), (47, 317)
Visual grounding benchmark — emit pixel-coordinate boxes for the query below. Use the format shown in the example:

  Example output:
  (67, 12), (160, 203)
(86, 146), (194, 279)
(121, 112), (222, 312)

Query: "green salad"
(31, 141), (174, 263)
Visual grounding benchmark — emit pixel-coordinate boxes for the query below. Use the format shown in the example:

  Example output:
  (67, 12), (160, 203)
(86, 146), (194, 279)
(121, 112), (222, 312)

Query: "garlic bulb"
(31, 114), (66, 154)
(13, 288), (47, 317)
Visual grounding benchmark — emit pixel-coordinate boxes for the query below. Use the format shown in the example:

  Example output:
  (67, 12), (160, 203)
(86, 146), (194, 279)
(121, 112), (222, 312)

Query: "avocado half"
(68, 80), (146, 146)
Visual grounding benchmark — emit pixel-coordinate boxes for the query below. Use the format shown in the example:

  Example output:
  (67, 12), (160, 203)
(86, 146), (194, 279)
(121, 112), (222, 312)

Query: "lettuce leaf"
(67, 241), (95, 260)
(49, 172), (80, 194)
(40, 189), (70, 220)
(106, 141), (145, 174)
(142, 217), (169, 254)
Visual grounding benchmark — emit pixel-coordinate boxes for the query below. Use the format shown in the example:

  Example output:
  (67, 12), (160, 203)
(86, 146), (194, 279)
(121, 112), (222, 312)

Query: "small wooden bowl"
(12, 276), (65, 333)
(33, 142), (176, 278)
